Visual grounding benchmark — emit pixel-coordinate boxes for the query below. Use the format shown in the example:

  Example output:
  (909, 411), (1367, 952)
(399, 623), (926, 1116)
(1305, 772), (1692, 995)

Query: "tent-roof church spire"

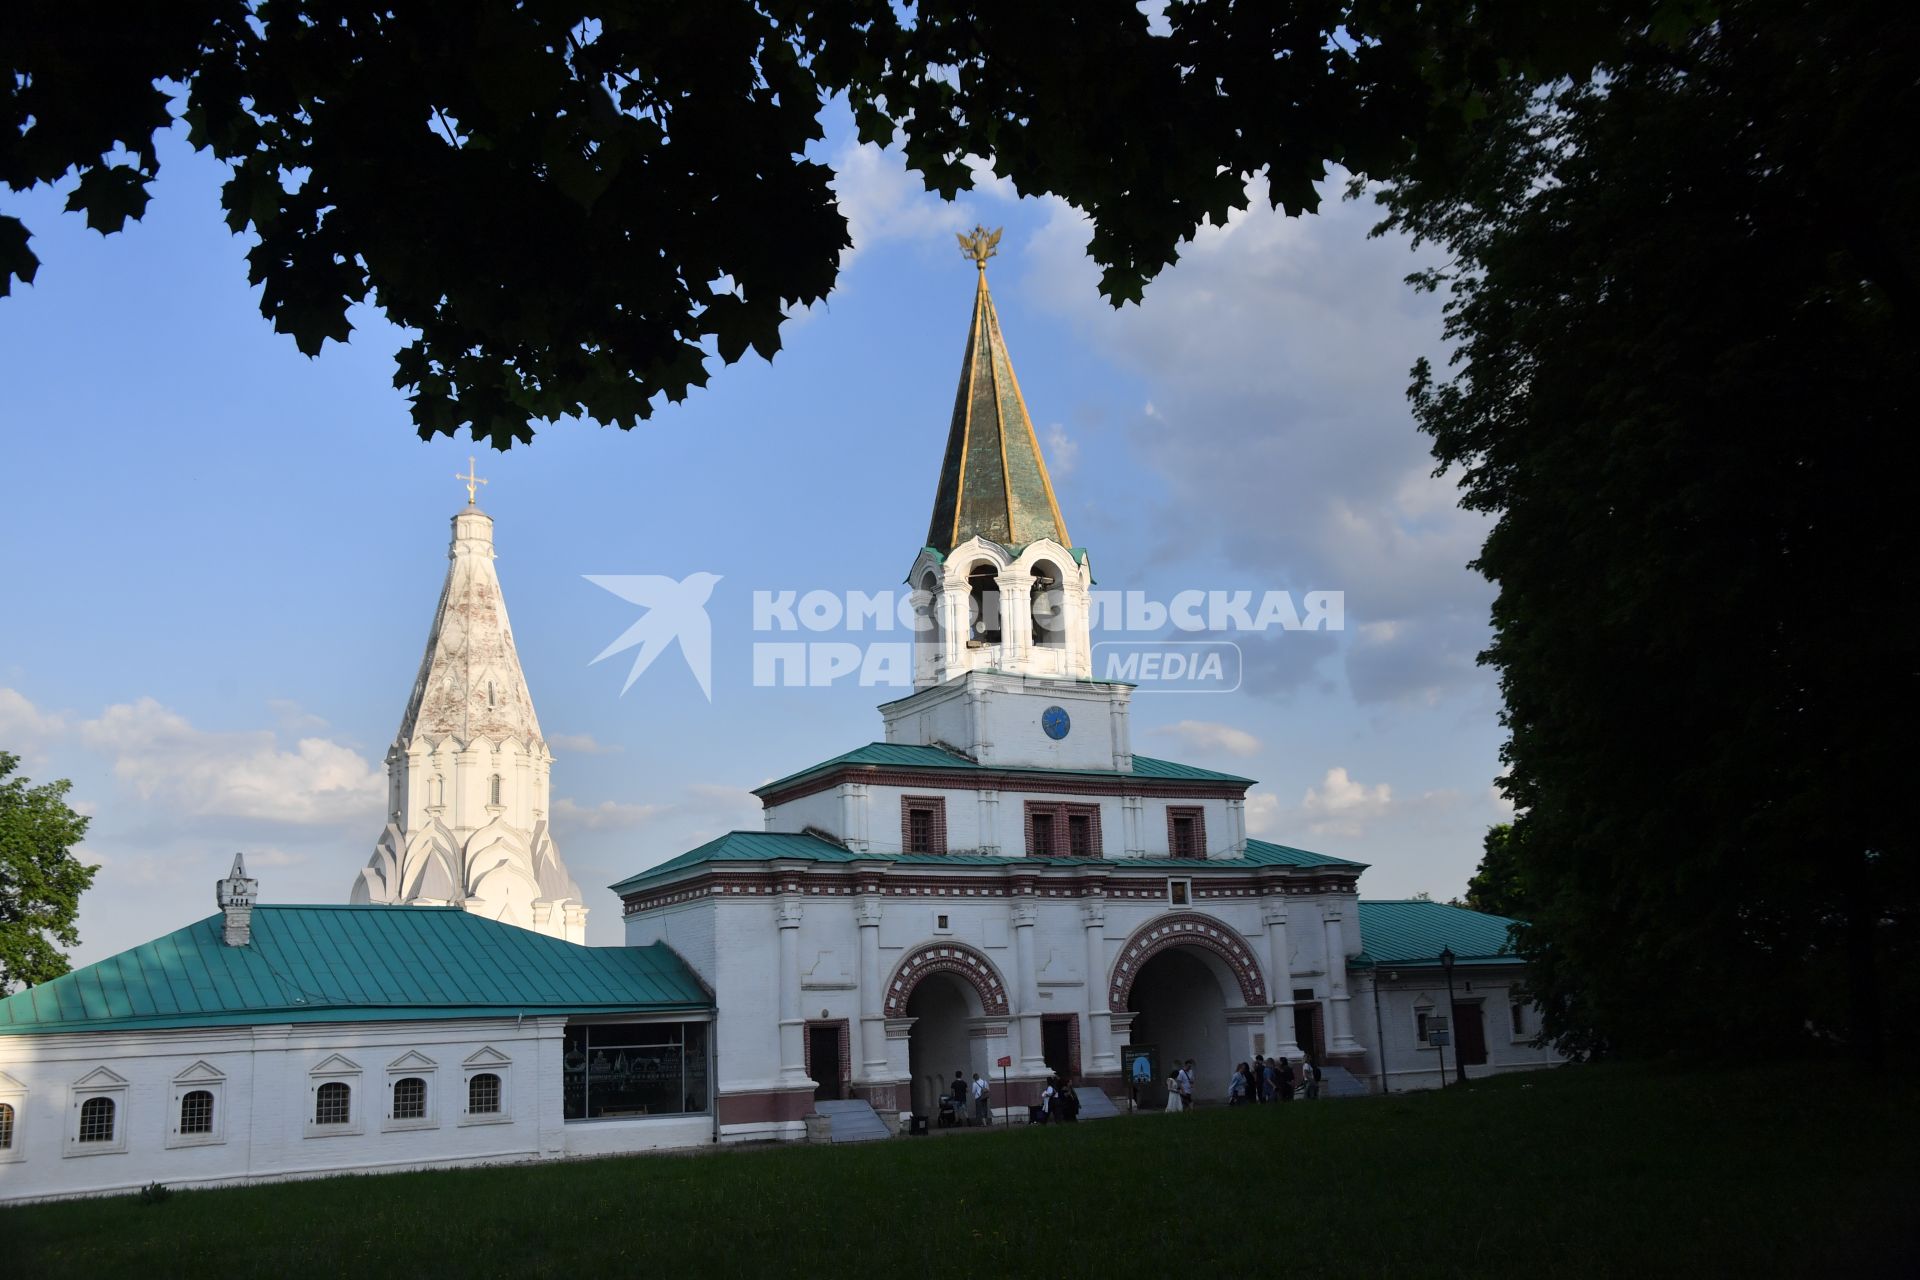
(924, 228), (1071, 555)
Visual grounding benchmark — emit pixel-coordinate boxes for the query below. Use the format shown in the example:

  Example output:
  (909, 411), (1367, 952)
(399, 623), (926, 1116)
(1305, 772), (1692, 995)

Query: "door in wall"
(1452, 1002), (1487, 1067)
(809, 1026), (844, 1100)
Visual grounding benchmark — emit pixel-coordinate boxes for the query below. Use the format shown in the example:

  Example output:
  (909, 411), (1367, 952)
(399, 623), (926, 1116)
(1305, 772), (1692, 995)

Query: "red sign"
(996, 1055), (1012, 1068)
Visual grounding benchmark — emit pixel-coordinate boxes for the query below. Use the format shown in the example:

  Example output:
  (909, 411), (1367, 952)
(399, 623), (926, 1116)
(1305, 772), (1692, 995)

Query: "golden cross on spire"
(456, 456), (488, 506)
(957, 225), (1003, 271)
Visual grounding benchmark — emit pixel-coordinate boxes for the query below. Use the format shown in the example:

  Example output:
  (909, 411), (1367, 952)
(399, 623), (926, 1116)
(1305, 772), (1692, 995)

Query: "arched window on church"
(392, 1077), (427, 1121)
(1030, 560), (1065, 647)
(968, 563), (1002, 644)
(468, 1073), (502, 1115)
(0, 1101), (14, 1150)
(489, 774), (502, 806)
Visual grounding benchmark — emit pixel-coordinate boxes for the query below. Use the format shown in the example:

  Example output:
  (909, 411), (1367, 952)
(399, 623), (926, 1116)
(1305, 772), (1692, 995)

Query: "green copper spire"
(925, 228), (1072, 555)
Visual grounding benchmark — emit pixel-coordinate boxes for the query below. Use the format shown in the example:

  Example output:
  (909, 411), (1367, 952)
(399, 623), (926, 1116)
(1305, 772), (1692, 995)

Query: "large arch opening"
(905, 972), (982, 1118)
(1126, 947), (1234, 1104)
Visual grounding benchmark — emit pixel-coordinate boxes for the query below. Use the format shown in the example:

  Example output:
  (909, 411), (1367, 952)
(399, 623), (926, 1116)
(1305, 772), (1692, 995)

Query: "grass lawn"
(8, 1062), (1916, 1278)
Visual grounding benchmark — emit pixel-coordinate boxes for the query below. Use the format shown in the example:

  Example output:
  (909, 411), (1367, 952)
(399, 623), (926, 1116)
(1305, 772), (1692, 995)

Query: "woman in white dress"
(1165, 1074), (1184, 1113)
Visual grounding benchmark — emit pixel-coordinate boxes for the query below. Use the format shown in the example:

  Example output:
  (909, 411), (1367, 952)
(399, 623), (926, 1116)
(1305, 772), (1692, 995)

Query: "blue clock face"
(1042, 706), (1071, 740)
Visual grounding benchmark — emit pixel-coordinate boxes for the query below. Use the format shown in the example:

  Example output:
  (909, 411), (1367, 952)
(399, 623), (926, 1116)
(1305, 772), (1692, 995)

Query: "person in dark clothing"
(1277, 1056), (1296, 1101)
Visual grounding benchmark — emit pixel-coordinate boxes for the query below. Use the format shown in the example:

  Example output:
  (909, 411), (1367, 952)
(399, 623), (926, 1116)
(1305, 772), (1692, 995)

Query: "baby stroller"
(937, 1093), (961, 1128)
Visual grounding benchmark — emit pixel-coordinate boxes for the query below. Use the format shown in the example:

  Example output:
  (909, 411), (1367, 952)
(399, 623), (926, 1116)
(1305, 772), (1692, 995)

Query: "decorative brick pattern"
(882, 941), (1011, 1018)
(899, 796), (949, 855)
(1108, 912), (1268, 1010)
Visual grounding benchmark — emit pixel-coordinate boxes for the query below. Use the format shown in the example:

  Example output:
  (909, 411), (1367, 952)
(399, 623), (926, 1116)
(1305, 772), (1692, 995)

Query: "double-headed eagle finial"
(957, 225), (1002, 270)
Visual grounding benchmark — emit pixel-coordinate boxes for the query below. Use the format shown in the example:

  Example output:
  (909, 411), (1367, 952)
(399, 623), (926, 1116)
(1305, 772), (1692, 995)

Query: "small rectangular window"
(900, 797), (947, 855)
(936, 914), (949, 930)
(1068, 813), (1092, 857)
(1510, 1001), (1527, 1036)
(1416, 1010), (1430, 1044)
(1169, 879), (1191, 907)
(179, 1090), (215, 1135)
(1029, 812), (1054, 857)
(1167, 806), (1207, 858)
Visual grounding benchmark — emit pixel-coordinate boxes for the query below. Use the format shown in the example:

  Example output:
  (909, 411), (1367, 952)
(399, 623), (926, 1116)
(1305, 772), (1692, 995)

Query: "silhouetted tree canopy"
(4, 0), (1690, 446)
(1377, 0), (1918, 1063)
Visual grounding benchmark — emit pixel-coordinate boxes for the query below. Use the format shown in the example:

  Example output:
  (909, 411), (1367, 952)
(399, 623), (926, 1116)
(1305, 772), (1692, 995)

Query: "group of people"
(944, 1070), (995, 1127)
(1144, 1053), (1322, 1110)
(1228, 1055), (1323, 1104)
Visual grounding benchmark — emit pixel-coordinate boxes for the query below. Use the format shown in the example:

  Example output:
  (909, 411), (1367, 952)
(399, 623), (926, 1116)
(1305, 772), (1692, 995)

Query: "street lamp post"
(1439, 946), (1465, 1085)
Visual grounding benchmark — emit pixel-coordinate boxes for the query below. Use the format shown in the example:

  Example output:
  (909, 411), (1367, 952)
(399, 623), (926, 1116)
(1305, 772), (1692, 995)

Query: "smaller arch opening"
(914, 570), (943, 680)
(968, 563), (1002, 645)
(1029, 560), (1065, 648)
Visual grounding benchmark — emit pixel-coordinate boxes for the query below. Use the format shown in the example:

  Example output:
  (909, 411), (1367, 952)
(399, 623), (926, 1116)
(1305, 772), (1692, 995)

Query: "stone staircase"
(1074, 1087), (1121, 1120)
(813, 1098), (893, 1143)
(1318, 1065), (1370, 1098)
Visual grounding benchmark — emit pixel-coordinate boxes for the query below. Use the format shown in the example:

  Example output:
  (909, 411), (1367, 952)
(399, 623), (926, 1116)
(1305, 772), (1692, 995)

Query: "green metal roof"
(1352, 900), (1524, 968)
(611, 832), (1360, 896)
(0, 905), (710, 1037)
(753, 742), (1256, 797)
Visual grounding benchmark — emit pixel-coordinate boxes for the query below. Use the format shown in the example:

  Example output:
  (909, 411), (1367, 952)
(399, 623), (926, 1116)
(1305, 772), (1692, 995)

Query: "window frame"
(1166, 806), (1207, 859)
(306, 1054), (364, 1138)
(65, 1066), (129, 1157)
(383, 1052), (439, 1132)
(166, 1062), (227, 1149)
(1024, 800), (1103, 858)
(460, 1047), (514, 1127)
(899, 795), (948, 856)
(0, 1070), (25, 1163)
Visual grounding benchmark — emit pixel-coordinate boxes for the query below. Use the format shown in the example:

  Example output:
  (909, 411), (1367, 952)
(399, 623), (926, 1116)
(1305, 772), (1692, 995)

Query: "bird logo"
(585, 572), (723, 700)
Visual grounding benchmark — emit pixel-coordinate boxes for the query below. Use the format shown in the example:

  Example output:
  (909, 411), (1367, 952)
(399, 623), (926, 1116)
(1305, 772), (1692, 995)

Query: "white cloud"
(553, 796), (663, 831)
(1244, 791), (1282, 838)
(266, 698), (329, 733)
(1299, 766), (1394, 837)
(829, 142), (1013, 269)
(0, 685), (68, 750)
(1017, 175), (1496, 705)
(1149, 719), (1262, 757)
(549, 732), (622, 756)
(77, 697), (382, 827)
(1045, 423), (1079, 477)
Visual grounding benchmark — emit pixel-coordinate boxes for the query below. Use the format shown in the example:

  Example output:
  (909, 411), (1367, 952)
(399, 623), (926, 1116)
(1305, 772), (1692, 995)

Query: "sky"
(0, 101), (1511, 966)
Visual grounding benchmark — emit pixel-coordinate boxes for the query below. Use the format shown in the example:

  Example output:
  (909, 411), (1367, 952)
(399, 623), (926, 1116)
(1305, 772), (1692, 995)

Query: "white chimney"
(216, 852), (259, 946)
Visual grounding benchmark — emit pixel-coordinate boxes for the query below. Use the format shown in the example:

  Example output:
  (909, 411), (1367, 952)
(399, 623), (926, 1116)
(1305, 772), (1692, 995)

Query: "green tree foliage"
(2, 0), (1687, 447)
(1463, 824), (1525, 920)
(1374, 1), (1919, 1063)
(0, 752), (98, 989)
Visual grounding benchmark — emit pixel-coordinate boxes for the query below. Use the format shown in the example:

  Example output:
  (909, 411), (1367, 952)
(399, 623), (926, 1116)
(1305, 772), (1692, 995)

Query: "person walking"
(1228, 1062), (1249, 1106)
(1180, 1059), (1196, 1111)
(972, 1072), (992, 1126)
(1303, 1058), (1322, 1100)
(1277, 1056), (1295, 1102)
(1039, 1076), (1057, 1124)
(1165, 1069), (1184, 1113)
(1262, 1056), (1280, 1103)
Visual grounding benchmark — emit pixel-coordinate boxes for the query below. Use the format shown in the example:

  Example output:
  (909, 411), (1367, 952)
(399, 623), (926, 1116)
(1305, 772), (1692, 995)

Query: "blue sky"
(0, 105), (1509, 964)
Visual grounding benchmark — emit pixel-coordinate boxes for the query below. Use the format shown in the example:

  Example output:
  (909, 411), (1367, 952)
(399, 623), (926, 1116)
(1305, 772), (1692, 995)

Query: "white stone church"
(0, 245), (1559, 1202)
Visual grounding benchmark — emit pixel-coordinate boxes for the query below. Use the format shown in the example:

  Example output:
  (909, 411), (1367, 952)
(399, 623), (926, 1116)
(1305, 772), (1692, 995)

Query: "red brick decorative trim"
(759, 766), (1250, 809)
(882, 941), (1011, 1018)
(1024, 800), (1103, 857)
(900, 795), (949, 855)
(716, 1087), (816, 1126)
(802, 1019), (852, 1095)
(1166, 807), (1207, 858)
(622, 866), (1363, 913)
(1108, 912), (1268, 1010)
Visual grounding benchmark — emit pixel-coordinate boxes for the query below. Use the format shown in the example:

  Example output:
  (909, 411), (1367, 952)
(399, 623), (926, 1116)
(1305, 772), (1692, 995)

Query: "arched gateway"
(886, 941), (1012, 1119)
(1110, 913), (1269, 1106)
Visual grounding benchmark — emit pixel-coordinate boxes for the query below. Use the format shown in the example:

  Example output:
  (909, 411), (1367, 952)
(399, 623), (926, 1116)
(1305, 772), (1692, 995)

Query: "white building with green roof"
(616, 246), (1559, 1140)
